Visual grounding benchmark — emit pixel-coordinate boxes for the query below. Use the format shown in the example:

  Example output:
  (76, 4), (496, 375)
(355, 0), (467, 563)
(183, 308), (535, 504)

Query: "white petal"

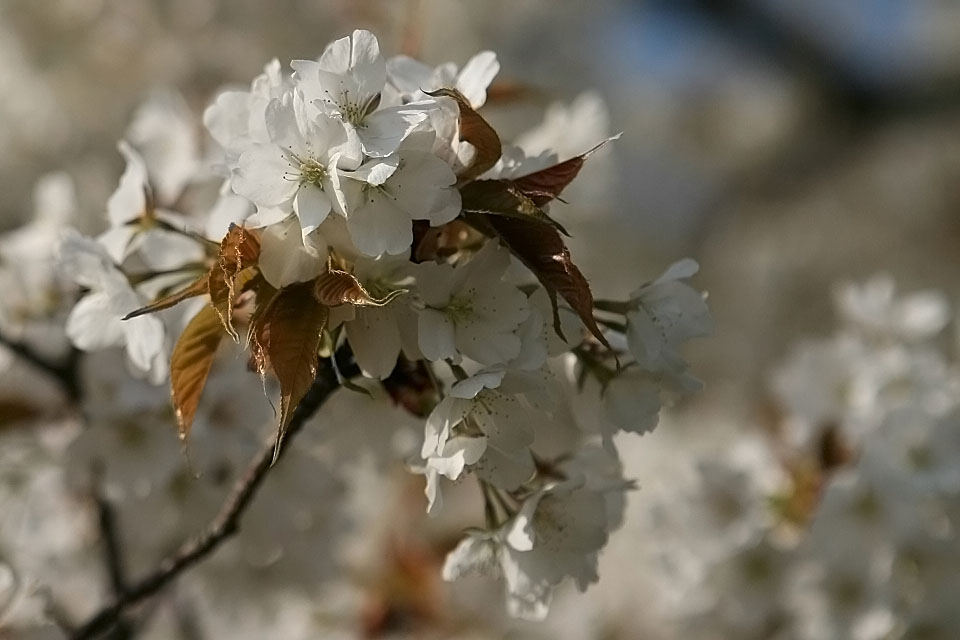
(656, 257), (699, 283)
(138, 230), (205, 272)
(418, 308), (457, 362)
(603, 373), (661, 435)
(350, 156), (399, 186)
(333, 124), (364, 171)
(504, 493), (545, 551)
(472, 391), (536, 452)
(58, 229), (117, 288)
(258, 217), (328, 287)
(246, 205), (293, 229)
(122, 310), (167, 375)
(510, 308), (548, 371)
(449, 370), (506, 399)
(424, 468), (443, 514)
(106, 141), (149, 226)
(346, 193), (412, 257)
(203, 91), (254, 151)
(66, 292), (125, 351)
(359, 107), (428, 157)
(96, 226), (138, 265)
(422, 397), (470, 457)
(205, 193), (253, 239)
(386, 55), (434, 97)
(460, 239), (511, 285)
(502, 564), (551, 620)
(232, 145), (298, 207)
(293, 184), (332, 234)
(442, 535), (499, 581)
(456, 51), (500, 109)
(456, 319), (522, 366)
(390, 150), (458, 220)
(305, 111), (351, 161)
(625, 308), (664, 368)
(317, 30), (385, 102)
(426, 187), (461, 227)
(415, 261), (456, 307)
(473, 282), (531, 333)
(263, 95), (304, 153)
(429, 435), (487, 480)
(319, 32), (361, 75)
(474, 445), (535, 491)
(345, 306), (401, 379)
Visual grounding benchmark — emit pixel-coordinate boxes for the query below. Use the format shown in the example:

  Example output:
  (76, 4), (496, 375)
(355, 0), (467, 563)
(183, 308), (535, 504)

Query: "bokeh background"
(2, 1), (960, 638)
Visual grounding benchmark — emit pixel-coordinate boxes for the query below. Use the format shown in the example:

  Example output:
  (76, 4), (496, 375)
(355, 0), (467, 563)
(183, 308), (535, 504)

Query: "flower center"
(298, 157), (327, 186)
(446, 295), (474, 323)
(322, 87), (378, 126)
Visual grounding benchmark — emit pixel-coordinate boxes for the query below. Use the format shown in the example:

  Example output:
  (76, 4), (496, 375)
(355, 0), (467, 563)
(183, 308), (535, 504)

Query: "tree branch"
(70, 354), (353, 640)
(0, 330), (81, 401)
(91, 476), (134, 640)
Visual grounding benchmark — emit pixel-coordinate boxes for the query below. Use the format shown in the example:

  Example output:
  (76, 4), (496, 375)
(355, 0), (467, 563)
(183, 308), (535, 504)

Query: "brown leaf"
(466, 214), (610, 350)
(459, 180), (569, 235)
(250, 281), (329, 458)
(170, 304), (225, 443)
(123, 275), (208, 320)
(510, 135), (619, 207)
(314, 269), (405, 307)
(219, 224), (262, 270)
(210, 266), (259, 341)
(210, 225), (261, 340)
(425, 88), (502, 181)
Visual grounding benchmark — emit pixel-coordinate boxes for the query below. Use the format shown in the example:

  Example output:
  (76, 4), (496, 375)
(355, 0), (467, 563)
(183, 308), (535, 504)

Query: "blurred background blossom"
(2, 1), (960, 638)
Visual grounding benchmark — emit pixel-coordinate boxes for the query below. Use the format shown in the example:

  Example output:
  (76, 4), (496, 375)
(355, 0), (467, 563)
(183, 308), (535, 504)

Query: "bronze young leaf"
(313, 269), (406, 307)
(170, 304), (226, 443)
(509, 135), (619, 206)
(209, 225), (262, 340)
(425, 87), (502, 181)
(466, 214), (611, 350)
(250, 281), (329, 461)
(459, 179), (569, 235)
(123, 275), (208, 320)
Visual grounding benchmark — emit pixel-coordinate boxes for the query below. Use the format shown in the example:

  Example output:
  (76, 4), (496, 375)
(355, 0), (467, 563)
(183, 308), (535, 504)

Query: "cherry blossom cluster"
(49, 29), (712, 620)
(634, 276), (960, 639)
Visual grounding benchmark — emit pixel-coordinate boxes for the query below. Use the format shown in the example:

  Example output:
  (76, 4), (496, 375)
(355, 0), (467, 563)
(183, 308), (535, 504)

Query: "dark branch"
(70, 354), (354, 640)
(0, 330), (81, 401)
(92, 477), (134, 640)
(95, 492), (128, 599)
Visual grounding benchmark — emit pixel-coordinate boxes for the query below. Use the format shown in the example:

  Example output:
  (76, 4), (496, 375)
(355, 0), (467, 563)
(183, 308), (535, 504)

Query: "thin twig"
(92, 476), (134, 640)
(0, 330), (81, 401)
(70, 355), (354, 640)
(94, 490), (128, 599)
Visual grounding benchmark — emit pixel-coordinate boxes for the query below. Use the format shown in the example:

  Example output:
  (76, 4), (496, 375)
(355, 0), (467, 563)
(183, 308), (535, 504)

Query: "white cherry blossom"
(626, 258), (713, 378)
(127, 90), (202, 203)
(442, 475), (616, 621)
(387, 50), (500, 109)
(416, 241), (530, 366)
(603, 370), (662, 436)
(204, 58), (291, 165)
(834, 274), (950, 342)
(230, 90), (349, 234)
(292, 30), (429, 163)
(98, 141), (204, 272)
(342, 253), (421, 379)
(58, 230), (167, 383)
(336, 133), (460, 256)
(256, 215), (328, 288)
(419, 371), (543, 512)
